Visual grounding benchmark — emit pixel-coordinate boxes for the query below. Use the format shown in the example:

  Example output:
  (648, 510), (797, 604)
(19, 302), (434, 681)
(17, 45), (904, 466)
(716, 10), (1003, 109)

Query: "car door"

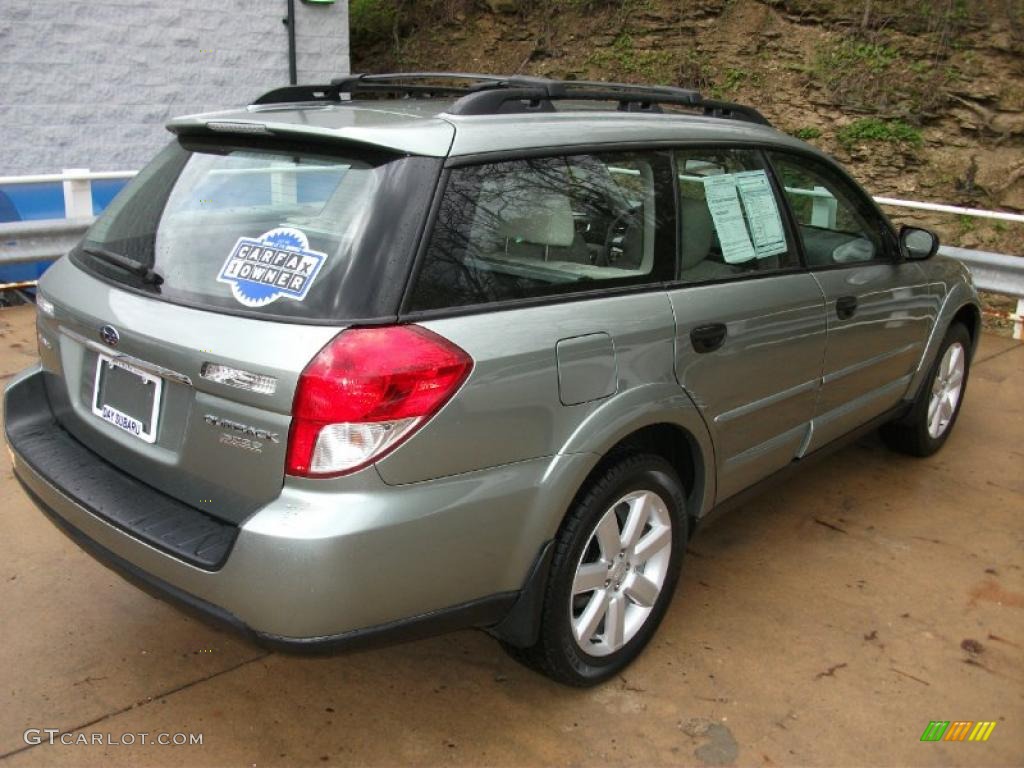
(667, 148), (827, 502)
(767, 151), (938, 453)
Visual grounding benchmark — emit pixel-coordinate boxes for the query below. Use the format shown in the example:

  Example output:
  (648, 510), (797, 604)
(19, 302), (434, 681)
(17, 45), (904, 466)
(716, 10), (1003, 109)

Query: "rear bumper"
(5, 366), (585, 645)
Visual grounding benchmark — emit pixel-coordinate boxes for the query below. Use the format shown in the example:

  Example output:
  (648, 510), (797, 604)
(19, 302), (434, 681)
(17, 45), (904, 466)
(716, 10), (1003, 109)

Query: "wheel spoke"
(947, 344), (962, 376)
(620, 494), (650, 551)
(940, 393), (954, 423)
(633, 524), (671, 563)
(605, 594), (625, 650)
(946, 367), (963, 390)
(594, 508), (622, 560)
(624, 573), (660, 607)
(573, 562), (607, 595)
(574, 589), (609, 644)
(928, 402), (943, 436)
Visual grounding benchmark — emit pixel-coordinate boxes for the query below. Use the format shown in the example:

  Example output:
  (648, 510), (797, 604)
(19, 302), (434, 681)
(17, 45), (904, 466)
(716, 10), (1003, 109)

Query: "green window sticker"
(734, 170), (788, 258)
(702, 174), (756, 264)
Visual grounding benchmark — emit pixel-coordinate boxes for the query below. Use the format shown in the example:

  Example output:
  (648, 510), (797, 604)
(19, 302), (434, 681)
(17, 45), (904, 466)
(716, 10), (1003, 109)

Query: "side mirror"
(899, 225), (940, 261)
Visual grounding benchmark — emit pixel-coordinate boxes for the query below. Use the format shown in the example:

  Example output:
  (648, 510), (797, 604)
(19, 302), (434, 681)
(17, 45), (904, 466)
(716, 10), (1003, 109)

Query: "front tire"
(881, 323), (971, 457)
(504, 453), (687, 686)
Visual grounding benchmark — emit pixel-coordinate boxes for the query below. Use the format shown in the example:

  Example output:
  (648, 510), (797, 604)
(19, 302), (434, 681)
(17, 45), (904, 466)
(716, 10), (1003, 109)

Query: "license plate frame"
(91, 354), (162, 444)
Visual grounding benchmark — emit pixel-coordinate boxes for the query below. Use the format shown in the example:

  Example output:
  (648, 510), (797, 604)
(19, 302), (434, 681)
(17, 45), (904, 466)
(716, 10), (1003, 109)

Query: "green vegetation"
(809, 18), (965, 115)
(349, 0), (399, 45)
(677, 49), (713, 91)
(561, 0), (635, 8)
(811, 39), (901, 111)
(720, 67), (748, 92)
(587, 32), (674, 81)
(836, 118), (923, 148)
(709, 67), (763, 98)
(793, 126), (822, 141)
(816, 40), (897, 76)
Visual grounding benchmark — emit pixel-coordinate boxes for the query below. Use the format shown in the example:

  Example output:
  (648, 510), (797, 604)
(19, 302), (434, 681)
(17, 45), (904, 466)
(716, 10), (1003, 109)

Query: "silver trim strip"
(822, 342), (921, 385)
(714, 378), (819, 424)
(61, 328), (193, 387)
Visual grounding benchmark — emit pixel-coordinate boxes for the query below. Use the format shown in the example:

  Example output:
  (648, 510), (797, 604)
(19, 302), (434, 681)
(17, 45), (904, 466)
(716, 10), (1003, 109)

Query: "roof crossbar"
(251, 73), (771, 126)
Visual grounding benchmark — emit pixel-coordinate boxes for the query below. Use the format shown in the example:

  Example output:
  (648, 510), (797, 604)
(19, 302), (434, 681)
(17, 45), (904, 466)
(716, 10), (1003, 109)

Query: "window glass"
(768, 152), (887, 267)
(407, 152), (675, 311)
(674, 148), (797, 283)
(77, 139), (421, 320)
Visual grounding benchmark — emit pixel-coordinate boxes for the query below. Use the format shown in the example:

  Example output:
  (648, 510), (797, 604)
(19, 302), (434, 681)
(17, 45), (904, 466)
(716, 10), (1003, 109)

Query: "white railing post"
(61, 168), (93, 219)
(810, 186), (837, 229)
(1015, 298), (1024, 341)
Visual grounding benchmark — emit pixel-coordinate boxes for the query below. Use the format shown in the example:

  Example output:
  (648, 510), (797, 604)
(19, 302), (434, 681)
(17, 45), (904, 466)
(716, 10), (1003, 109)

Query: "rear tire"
(881, 323), (971, 457)
(503, 453), (687, 687)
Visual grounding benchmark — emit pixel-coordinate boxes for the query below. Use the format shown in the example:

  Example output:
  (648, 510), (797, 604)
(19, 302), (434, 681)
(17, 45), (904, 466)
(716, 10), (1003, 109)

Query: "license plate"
(91, 355), (162, 443)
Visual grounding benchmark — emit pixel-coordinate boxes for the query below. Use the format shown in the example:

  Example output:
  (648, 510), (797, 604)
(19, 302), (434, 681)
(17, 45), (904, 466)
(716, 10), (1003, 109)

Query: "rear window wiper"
(83, 245), (164, 286)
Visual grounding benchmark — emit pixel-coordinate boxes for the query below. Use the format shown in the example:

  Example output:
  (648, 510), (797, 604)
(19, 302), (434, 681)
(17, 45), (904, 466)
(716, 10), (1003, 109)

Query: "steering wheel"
(602, 207), (639, 267)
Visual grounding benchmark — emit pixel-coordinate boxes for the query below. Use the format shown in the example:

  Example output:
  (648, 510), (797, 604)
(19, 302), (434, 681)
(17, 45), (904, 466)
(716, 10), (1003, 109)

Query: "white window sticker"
(702, 175), (756, 264)
(734, 170), (788, 258)
(217, 227), (327, 308)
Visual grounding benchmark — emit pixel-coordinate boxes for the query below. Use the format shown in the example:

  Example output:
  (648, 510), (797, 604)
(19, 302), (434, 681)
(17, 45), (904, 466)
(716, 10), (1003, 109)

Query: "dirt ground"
(0, 302), (1022, 767)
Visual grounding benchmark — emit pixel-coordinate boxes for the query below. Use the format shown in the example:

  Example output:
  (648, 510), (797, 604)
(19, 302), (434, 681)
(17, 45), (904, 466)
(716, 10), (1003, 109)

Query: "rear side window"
(407, 151), (676, 312)
(674, 148), (798, 283)
(74, 138), (438, 321)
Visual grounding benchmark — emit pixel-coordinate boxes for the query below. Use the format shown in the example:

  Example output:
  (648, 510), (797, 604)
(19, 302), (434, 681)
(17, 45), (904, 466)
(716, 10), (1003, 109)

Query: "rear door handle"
(835, 295), (858, 320)
(690, 323), (728, 353)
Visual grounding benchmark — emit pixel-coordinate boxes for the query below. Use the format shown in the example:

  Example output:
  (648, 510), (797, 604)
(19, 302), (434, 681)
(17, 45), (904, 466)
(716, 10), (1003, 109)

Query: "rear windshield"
(73, 137), (439, 321)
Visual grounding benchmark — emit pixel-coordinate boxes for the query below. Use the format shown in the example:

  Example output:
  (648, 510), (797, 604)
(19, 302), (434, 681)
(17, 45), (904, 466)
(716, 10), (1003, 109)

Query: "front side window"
(407, 151), (675, 312)
(674, 148), (798, 283)
(768, 151), (889, 267)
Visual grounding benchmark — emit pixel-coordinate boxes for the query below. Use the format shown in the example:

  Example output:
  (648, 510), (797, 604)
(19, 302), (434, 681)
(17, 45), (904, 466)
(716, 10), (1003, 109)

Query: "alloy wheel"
(569, 490), (673, 657)
(927, 341), (965, 439)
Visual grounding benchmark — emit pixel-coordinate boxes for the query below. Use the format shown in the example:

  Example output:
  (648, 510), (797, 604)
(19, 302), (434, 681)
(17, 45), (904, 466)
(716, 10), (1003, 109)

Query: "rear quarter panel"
(379, 291), (716, 517)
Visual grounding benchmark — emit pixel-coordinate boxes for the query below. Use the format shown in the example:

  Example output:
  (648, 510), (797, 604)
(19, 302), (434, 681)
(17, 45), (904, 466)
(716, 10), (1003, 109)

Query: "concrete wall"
(0, 0), (350, 174)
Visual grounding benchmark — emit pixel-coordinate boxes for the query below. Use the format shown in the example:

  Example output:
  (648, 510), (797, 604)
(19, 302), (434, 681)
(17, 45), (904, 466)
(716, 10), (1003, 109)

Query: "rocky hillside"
(351, 0), (1024, 325)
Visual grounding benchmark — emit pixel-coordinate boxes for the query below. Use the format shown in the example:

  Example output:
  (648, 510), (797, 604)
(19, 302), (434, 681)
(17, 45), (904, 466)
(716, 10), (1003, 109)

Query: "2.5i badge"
(217, 227), (327, 308)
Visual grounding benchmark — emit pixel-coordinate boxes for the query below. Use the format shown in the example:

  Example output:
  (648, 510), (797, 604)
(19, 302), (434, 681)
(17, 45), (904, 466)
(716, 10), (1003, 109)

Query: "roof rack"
(251, 73), (770, 126)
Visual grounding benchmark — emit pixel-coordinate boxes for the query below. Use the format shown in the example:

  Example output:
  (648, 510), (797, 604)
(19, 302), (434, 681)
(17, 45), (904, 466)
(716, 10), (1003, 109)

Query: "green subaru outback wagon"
(4, 74), (980, 685)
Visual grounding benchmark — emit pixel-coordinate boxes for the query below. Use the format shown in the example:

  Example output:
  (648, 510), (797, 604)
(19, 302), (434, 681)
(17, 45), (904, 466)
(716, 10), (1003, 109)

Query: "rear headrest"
(679, 196), (714, 270)
(500, 192), (575, 248)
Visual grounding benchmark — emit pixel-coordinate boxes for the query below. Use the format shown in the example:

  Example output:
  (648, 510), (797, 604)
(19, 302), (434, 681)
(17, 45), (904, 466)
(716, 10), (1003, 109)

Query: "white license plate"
(91, 355), (162, 443)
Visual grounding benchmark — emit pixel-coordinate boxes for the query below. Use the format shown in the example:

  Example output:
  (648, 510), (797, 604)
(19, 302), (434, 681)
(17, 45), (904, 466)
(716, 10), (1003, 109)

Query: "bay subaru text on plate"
(3, 74), (979, 686)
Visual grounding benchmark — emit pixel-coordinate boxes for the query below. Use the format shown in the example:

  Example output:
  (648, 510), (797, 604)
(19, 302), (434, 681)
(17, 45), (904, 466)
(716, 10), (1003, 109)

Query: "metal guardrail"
(0, 218), (93, 265)
(939, 246), (1024, 298)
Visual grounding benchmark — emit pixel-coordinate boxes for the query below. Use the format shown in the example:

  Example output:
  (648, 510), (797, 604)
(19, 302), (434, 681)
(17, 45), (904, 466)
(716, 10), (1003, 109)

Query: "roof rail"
(250, 73), (771, 126)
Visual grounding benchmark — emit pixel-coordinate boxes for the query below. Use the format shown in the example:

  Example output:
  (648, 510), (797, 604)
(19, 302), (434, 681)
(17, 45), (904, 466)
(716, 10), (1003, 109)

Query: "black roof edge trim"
(250, 72), (770, 125)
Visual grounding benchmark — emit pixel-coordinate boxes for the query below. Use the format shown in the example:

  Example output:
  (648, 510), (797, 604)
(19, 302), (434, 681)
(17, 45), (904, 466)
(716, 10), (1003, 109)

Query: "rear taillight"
(286, 325), (472, 478)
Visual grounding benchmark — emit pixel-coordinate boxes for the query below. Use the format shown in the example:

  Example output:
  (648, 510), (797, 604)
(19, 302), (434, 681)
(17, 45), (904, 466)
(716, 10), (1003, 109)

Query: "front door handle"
(835, 295), (858, 320)
(690, 323), (728, 353)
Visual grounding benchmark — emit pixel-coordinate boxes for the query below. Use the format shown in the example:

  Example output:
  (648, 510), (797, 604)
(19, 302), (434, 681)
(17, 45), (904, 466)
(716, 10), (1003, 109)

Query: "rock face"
(353, 0), (1023, 256)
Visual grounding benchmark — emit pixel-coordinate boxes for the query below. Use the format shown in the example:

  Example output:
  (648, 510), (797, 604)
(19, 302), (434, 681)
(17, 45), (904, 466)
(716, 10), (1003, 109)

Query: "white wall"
(0, 0), (350, 174)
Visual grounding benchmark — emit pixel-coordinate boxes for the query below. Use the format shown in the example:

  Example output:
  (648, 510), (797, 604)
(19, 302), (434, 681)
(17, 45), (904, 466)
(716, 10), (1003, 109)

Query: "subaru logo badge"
(99, 325), (120, 347)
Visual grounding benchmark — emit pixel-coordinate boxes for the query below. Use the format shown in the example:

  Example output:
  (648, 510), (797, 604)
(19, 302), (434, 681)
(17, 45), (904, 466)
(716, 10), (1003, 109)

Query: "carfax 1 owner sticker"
(218, 227), (327, 308)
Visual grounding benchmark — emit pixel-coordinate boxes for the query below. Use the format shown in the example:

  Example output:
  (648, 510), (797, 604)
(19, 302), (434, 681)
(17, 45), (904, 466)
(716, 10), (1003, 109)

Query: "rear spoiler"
(165, 115), (454, 158)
